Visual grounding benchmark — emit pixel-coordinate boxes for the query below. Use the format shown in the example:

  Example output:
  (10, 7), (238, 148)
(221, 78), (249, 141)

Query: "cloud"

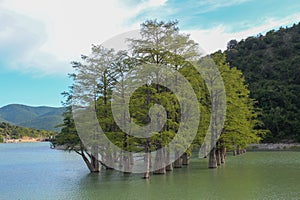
(0, 10), (68, 75)
(120, 0), (167, 9)
(122, 0), (167, 9)
(187, 13), (300, 54)
(196, 0), (251, 14)
(1, 0), (300, 75)
(0, 0), (169, 75)
(0, 11), (43, 60)
(128, 0), (252, 23)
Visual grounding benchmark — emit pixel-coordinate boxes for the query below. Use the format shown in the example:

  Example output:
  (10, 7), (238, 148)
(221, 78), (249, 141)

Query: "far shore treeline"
(0, 122), (56, 143)
(53, 20), (267, 178)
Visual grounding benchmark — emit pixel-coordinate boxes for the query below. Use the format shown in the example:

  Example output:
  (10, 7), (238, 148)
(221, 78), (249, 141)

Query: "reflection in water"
(0, 143), (299, 200)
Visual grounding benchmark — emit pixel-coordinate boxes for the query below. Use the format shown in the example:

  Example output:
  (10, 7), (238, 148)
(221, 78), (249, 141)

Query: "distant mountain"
(0, 116), (8, 123)
(0, 104), (65, 132)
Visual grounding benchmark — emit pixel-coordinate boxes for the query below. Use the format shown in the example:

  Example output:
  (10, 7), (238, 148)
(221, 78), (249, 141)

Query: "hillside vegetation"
(0, 104), (65, 132)
(0, 122), (56, 143)
(225, 22), (300, 142)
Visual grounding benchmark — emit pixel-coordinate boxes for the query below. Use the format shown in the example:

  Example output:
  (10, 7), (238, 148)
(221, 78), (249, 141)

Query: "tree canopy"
(225, 22), (300, 143)
(0, 122), (56, 142)
(55, 20), (263, 175)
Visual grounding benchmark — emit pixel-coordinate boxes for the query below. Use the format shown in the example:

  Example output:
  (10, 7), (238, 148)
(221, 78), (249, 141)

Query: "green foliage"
(54, 107), (80, 150)
(179, 65), (211, 148)
(226, 23), (300, 142)
(215, 52), (266, 149)
(57, 20), (264, 170)
(0, 122), (56, 142)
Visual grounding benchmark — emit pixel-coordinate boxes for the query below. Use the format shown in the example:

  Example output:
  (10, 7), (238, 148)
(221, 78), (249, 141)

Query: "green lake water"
(0, 142), (299, 200)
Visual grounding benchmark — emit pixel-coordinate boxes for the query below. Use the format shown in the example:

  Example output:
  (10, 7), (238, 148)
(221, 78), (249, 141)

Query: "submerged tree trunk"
(143, 151), (151, 179)
(113, 148), (118, 162)
(216, 148), (221, 166)
(122, 152), (134, 173)
(77, 145), (99, 173)
(143, 138), (151, 179)
(237, 146), (241, 155)
(173, 151), (182, 168)
(153, 148), (166, 174)
(91, 145), (100, 172)
(242, 148), (246, 154)
(104, 152), (114, 170)
(129, 152), (134, 166)
(165, 149), (173, 171)
(208, 148), (217, 168)
(233, 149), (237, 156)
(182, 152), (190, 165)
(82, 153), (97, 172)
(123, 152), (131, 173)
(220, 147), (226, 164)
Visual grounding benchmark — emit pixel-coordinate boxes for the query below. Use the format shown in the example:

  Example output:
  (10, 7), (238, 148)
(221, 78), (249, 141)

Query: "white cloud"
(196, 0), (251, 13)
(0, 0), (166, 75)
(0, 10), (67, 75)
(1, 1), (130, 57)
(187, 13), (300, 54)
(1, 0), (300, 75)
(136, 0), (167, 9)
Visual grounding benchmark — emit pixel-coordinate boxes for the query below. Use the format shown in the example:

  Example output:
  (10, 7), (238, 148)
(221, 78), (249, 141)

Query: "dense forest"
(226, 22), (300, 143)
(0, 122), (56, 143)
(54, 20), (264, 177)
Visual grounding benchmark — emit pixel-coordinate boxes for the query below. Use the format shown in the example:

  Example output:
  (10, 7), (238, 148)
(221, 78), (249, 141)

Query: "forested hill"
(0, 104), (65, 132)
(225, 22), (300, 143)
(0, 122), (56, 142)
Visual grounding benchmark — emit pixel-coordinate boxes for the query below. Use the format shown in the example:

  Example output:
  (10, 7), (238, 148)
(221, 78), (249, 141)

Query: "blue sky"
(0, 0), (300, 107)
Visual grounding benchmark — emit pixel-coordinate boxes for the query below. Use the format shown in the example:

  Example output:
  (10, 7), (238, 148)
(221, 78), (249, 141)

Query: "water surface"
(0, 143), (299, 199)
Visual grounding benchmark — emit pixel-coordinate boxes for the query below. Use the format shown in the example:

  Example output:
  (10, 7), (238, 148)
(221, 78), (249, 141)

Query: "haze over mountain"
(0, 104), (65, 132)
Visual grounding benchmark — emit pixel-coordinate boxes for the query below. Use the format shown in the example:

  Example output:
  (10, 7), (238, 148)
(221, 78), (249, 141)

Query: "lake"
(0, 142), (299, 200)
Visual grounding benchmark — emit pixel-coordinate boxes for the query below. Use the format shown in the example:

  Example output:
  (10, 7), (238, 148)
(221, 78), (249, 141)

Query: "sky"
(0, 0), (300, 107)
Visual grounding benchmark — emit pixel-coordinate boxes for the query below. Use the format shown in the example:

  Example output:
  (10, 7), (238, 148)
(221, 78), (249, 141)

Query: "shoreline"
(247, 143), (300, 151)
(1, 137), (49, 143)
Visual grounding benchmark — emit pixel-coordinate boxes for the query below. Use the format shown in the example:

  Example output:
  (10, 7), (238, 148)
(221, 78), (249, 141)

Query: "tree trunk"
(166, 164), (173, 171)
(233, 149), (237, 156)
(216, 148), (221, 166)
(91, 145), (100, 172)
(78, 148), (99, 173)
(122, 152), (134, 173)
(182, 152), (190, 165)
(153, 148), (166, 174)
(237, 146), (241, 155)
(143, 137), (151, 179)
(220, 147), (226, 164)
(130, 152), (134, 165)
(123, 153), (131, 173)
(143, 152), (151, 179)
(173, 151), (182, 168)
(165, 150), (173, 171)
(82, 153), (97, 172)
(208, 148), (217, 168)
(113, 148), (118, 162)
(105, 153), (114, 170)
